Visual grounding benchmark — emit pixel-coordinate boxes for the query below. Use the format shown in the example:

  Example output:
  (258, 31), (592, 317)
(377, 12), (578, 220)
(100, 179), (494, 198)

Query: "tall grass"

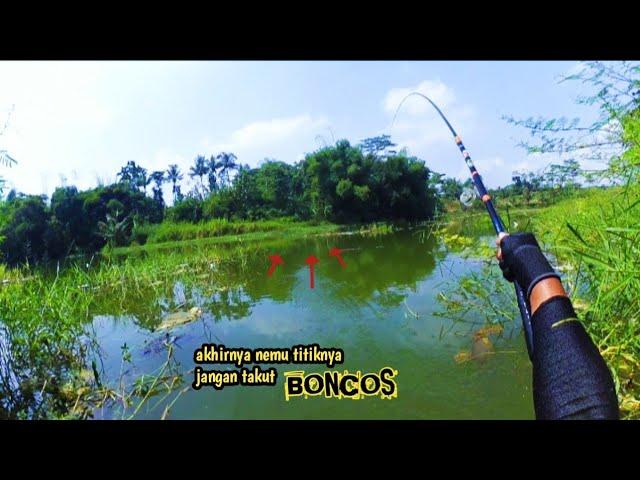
(0, 216), (358, 418)
(0, 237), (280, 419)
(440, 186), (640, 418)
(134, 217), (320, 245)
(0, 263), (93, 418)
(532, 186), (640, 417)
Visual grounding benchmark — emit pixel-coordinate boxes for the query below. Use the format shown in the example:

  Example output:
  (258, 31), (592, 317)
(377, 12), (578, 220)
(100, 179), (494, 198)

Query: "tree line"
(0, 136), (439, 266)
(433, 158), (593, 205)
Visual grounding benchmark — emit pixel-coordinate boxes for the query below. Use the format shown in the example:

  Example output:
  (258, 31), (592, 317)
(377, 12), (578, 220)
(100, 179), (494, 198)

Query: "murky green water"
(90, 229), (534, 419)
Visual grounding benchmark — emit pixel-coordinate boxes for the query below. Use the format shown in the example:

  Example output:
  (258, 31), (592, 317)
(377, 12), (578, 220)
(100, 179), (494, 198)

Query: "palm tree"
(216, 152), (238, 187)
(189, 155), (209, 198)
(135, 168), (151, 194)
(150, 170), (165, 188)
(150, 170), (165, 205)
(117, 160), (149, 192)
(117, 161), (135, 184)
(207, 155), (219, 193)
(166, 164), (183, 203)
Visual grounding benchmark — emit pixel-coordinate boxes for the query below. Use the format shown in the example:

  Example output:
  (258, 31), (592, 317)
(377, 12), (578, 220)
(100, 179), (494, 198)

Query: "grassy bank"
(0, 218), (352, 419)
(442, 186), (640, 418)
(119, 220), (341, 255)
(533, 186), (640, 417)
(0, 240), (259, 418)
(133, 218), (326, 245)
(0, 218), (394, 418)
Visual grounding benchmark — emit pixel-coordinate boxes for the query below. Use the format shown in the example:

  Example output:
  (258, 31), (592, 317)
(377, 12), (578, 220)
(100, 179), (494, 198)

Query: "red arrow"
(305, 255), (319, 289)
(329, 247), (346, 268)
(266, 254), (284, 276)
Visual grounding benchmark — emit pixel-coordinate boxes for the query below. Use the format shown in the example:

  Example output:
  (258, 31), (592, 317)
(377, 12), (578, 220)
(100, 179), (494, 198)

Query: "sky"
(0, 61), (605, 199)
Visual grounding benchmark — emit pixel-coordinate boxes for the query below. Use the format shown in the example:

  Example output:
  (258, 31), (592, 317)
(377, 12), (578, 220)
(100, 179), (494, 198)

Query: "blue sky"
(0, 61), (603, 198)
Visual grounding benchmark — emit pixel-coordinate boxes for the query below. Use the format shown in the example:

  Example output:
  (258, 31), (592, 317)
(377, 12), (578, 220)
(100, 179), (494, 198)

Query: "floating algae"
(454, 325), (502, 364)
(471, 332), (494, 363)
(78, 369), (95, 384)
(475, 324), (503, 337)
(454, 351), (473, 364)
(157, 307), (203, 331)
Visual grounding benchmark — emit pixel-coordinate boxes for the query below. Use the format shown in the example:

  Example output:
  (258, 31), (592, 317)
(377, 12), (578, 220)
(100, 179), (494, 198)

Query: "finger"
(495, 231), (509, 247)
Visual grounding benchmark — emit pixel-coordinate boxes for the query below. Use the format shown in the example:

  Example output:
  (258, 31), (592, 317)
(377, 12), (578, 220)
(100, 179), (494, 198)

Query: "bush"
(0, 196), (50, 266)
(167, 197), (203, 223)
(0, 183), (164, 266)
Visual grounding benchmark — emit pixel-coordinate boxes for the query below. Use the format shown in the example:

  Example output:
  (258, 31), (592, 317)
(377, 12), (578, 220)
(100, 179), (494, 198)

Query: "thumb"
(496, 232), (509, 261)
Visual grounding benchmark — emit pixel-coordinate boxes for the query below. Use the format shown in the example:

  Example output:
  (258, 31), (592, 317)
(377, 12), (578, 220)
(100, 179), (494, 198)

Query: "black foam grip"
(500, 233), (561, 298)
(531, 296), (619, 420)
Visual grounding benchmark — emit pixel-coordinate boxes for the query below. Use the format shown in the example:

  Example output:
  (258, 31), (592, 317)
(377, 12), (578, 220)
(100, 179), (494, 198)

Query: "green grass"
(5, 194), (638, 418)
(0, 218), (360, 418)
(440, 186), (640, 418)
(133, 218), (325, 245)
(119, 221), (340, 255)
(531, 186), (640, 417)
(0, 217), (348, 419)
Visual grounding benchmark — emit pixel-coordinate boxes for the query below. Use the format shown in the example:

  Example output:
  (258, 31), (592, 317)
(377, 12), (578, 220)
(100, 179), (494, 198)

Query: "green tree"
(135, 169), (151, 193)
(207, 155), (220, 193)
(504, 61), (640, 182)
(189, 155), (209, 198)
(50, 186), (86, 252)
(117, 161), (149, 193)
(97, 213), (132, 248)
(440, 177), (464, 200)
(255, 160), (294, 214)
(150, 170), (166, 208)
(0, 195), (50, 265)
(168, 195), (203, 222)
(301, 139), (435, 223)
(359, 135), (396, 158)
(216, 152), (238, 188)
(166, 164), (184, 203)
(616, 108), (640, 181)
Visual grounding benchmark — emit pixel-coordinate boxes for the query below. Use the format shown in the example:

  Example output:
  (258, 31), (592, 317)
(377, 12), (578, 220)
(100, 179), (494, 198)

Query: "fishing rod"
(393, 92), (534, 359)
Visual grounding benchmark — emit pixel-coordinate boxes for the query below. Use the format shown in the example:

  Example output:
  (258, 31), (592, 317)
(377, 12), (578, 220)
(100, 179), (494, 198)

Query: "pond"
(89, 228), (534, 419)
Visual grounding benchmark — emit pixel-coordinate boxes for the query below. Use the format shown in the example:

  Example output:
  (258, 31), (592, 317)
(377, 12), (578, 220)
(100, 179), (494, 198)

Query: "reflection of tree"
(204, 288), (252, 322)
(373, 289), (408, 308)
(0, 322), (89, 419)
(91, 283), (255, 331)
(88, 230), (439, 331)
(89, 285), (167, 330)
(241, 230), (438, 308)
(318, 232), (438, 305)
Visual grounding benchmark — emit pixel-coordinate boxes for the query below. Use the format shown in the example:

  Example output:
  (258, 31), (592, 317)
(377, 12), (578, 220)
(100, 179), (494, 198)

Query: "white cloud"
(202, 114), (331, 167)
(380, 79), (475, 169)
(0, 62), (117, 195)
(389, 103), (475, 152)
(148, 148), (188, 174)
(383, 79), (456, 116)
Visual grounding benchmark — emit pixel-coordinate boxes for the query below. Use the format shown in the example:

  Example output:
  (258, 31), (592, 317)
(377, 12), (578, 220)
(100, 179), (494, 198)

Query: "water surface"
(91, 229), (534, 419)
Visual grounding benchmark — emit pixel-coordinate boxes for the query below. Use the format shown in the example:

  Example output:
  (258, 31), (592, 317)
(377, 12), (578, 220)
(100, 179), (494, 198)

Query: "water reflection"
(91, 229), (442, 333)
(87, 228), (533, 419)
(243, 229), (440, 305)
